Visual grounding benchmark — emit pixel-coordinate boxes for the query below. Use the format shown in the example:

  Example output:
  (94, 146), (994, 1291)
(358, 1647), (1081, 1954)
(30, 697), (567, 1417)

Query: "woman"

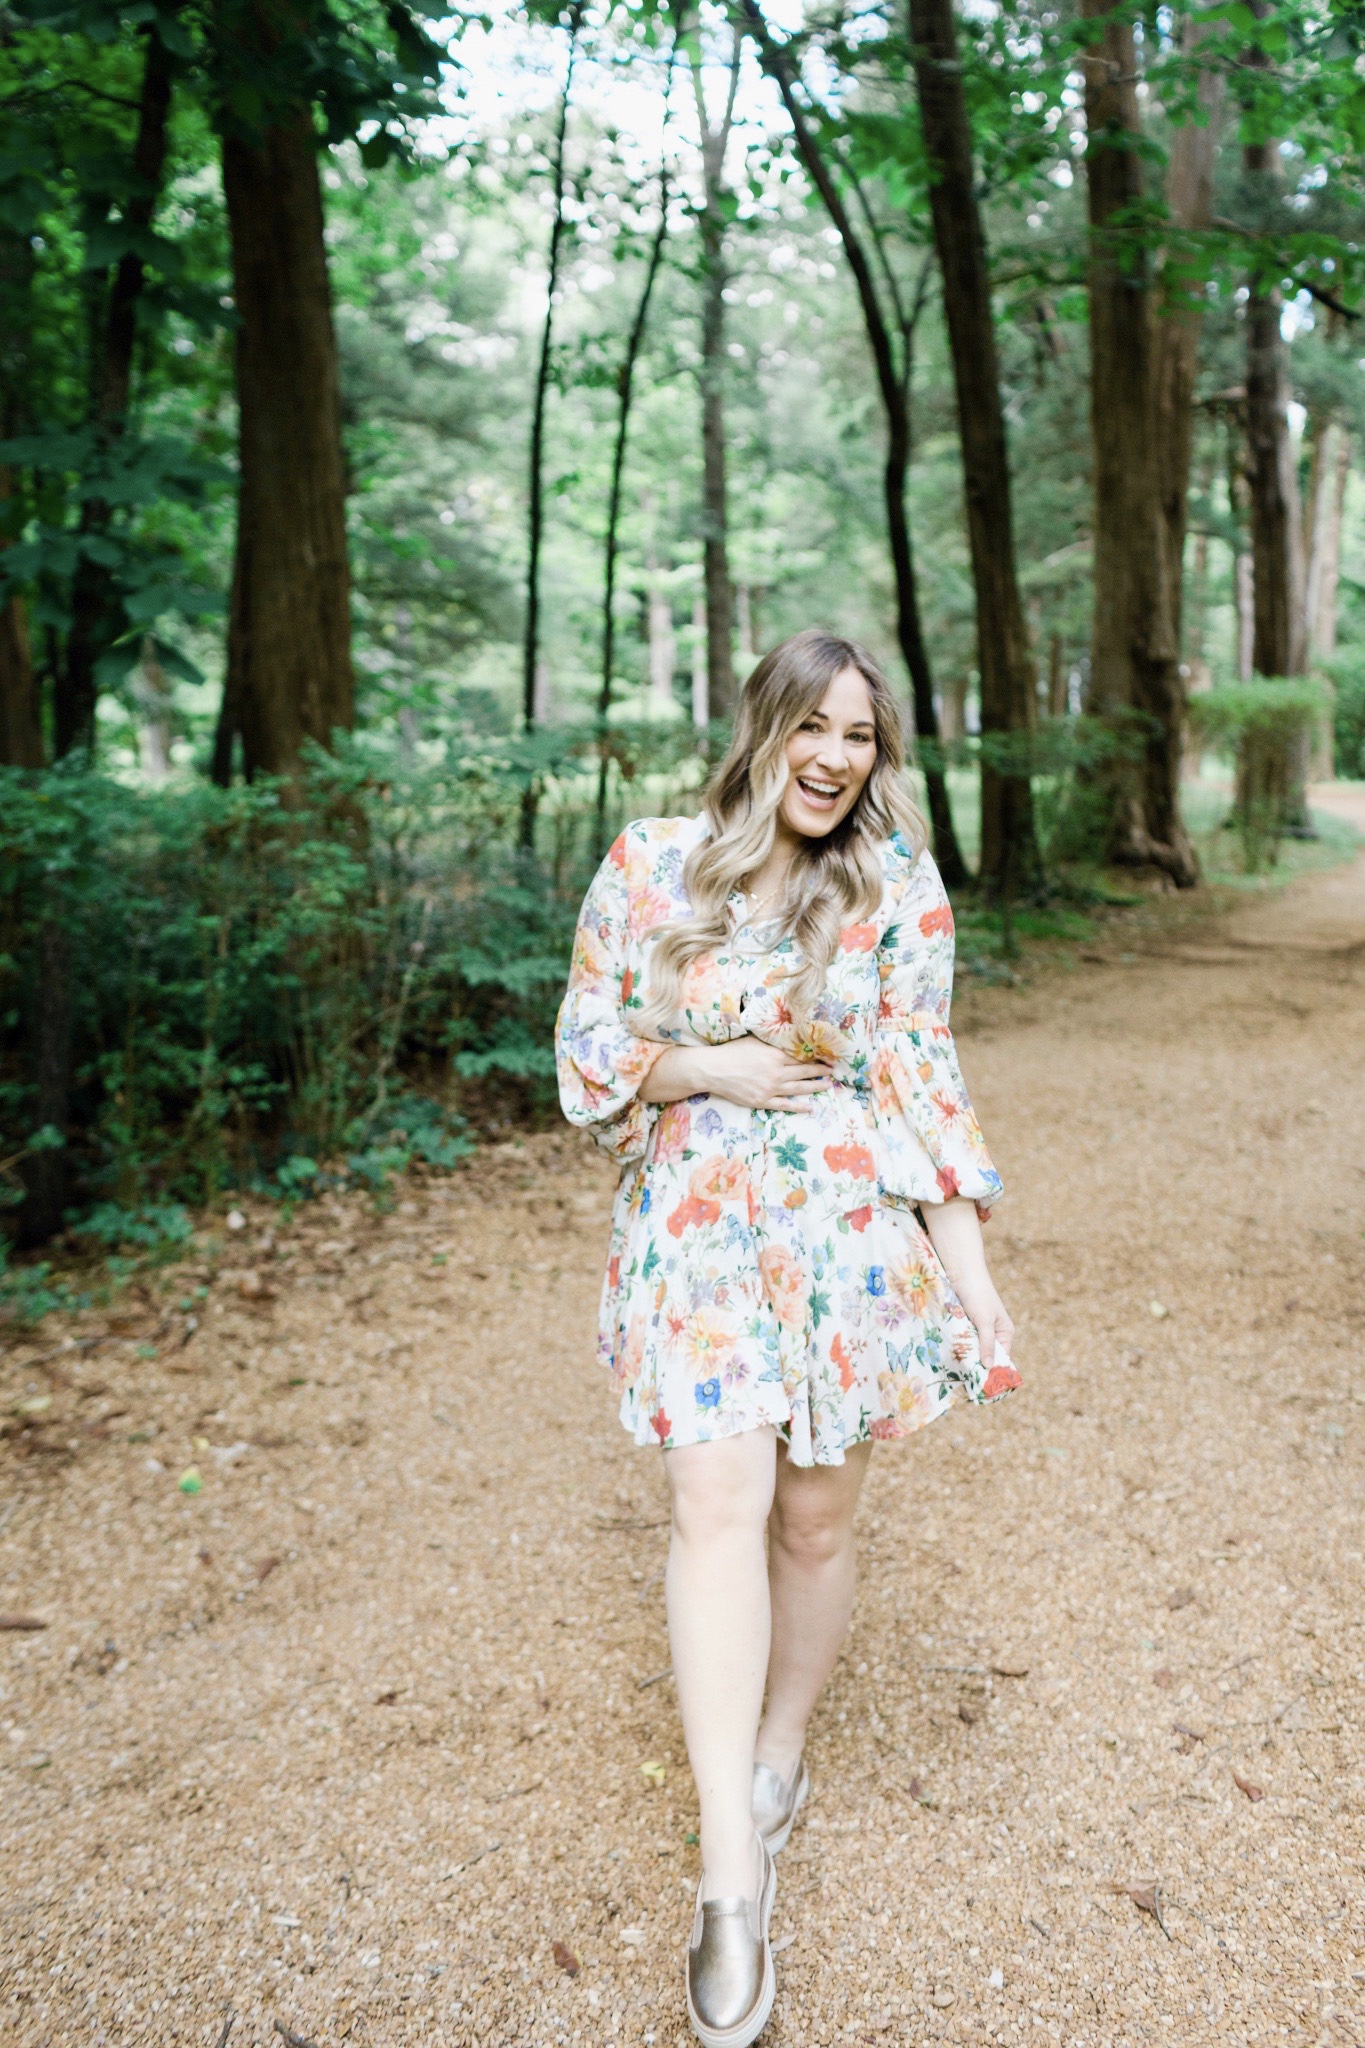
(556, 629), (1019, 2048)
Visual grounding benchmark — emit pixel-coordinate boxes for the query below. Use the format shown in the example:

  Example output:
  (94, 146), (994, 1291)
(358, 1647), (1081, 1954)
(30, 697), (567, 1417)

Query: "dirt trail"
(2, 798), (1363, 2048)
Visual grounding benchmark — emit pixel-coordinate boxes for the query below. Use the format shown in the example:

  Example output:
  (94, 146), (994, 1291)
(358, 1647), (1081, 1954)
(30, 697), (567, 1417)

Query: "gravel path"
(3, 794), (1363, 2048)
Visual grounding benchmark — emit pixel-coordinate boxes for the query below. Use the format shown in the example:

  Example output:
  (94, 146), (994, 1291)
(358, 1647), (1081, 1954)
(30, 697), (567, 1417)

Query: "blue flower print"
(867, 1265), (886, 1297)
(695, 1377), (722, 1409)
(697, 1105), (725, 1138)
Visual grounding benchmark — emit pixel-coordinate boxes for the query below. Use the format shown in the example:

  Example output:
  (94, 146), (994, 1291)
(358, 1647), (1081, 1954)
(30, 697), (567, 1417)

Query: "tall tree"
(212, 1), (354, 783)
(57, 20), (175, 758)
(1081, 0), (1197, 885)
(739, 0), (969, 888)
(523, 0), (584, 774)
(907, 0), (1040, 900)
(1152, 15), (1224, 651)
(688, 17), (740, 720)
(0, 221), (42, 767)
(596, 46), (675, 852)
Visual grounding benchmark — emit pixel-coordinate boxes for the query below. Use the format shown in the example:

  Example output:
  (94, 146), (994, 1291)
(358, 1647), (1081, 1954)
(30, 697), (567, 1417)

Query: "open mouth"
(795, 776), (844, 809)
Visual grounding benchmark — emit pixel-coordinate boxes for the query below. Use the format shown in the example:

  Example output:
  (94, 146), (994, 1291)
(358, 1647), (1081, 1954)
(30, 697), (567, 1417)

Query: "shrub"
(1325, 649), (1365, 780)
(1187, 678), (1331, 871)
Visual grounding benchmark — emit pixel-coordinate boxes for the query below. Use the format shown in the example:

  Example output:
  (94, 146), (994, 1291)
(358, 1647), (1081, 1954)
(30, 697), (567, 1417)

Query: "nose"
(814, 735), (850, 773)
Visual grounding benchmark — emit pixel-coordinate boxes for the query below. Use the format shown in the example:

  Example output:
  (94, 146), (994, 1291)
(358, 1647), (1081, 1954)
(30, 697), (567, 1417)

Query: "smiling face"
(776, 664), (879, 844)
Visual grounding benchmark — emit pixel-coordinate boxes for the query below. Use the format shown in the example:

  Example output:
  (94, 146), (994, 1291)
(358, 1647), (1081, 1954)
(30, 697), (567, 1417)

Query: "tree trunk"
(1153, 20), (1223, 649)
(221, 112), (354, 779)
(594, 84), (669, 852)
(1305, 423), (1349, 660)
(526, 7), (582, 733)
(1244, 264), (1305, 678)
(59, 26), (175, 759)
(690, 26), (740, 720)
(909, 0), (1040, 899)
(0, 224), (41, 768)
(691, 592), (709, 727)
(1081, 0), (1198, 885)
(741, 0), (968, 888)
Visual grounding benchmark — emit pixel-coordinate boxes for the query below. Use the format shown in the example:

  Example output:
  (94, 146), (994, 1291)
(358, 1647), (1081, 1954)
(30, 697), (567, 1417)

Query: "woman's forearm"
(638, 1044), (716, 1105)
(920, 1195), (991, 1295)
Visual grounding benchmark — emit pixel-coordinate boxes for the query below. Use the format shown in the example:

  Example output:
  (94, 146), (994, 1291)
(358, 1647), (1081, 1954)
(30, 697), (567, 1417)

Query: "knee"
(769, 1493), (854, 1571)
(667, 1433), (775, 1547)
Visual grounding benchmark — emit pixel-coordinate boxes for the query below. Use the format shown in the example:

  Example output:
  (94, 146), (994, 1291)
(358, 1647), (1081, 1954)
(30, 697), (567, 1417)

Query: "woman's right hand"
(641, 1037), (833, 1112)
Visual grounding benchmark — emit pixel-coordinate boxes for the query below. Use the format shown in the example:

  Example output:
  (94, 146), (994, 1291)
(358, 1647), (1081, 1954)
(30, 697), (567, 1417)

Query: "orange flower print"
(792, 1019), (846, 1064)
(606, 830), (628, 870)
(758, 1243), (807, 1330)
(930, 1089), (961, 1124)
(608, 1254), (621, 1291)
(636, 885), (678, 933)
(845, 1205), (873, 1233)
(823, 1142), (876, 1184)
(919, 902), (954, 939)
(685, 1307), (737, 1371)
(654, 1101), (691, 1164)
(620, 966), (635, 1004)
(890, 1255), (939, 1317)
(650, 1405), (672, 1444)
(876, 1369), (937, 1431)
(831, 1332), (858, 1392)
(667, 1193), (722, 1238)
(613, 1312), (647, 1393)
(936, 1166), (961, 1200)
(689, 1154), (750, 1203)
(839, 922), (879, 952)
(784, 1188), (807, 1209)
(982, 1360), (1022, 1400)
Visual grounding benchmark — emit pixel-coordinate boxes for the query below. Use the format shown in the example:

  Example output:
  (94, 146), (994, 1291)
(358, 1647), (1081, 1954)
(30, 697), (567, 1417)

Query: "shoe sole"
(760, 1764), (809, 1858)
(686, 1852), (778, 2048)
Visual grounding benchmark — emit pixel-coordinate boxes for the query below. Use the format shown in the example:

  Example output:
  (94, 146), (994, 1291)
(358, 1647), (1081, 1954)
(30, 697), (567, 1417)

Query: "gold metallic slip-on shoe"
(685, 1841), (777, 2048)
(751, 1757), (809, 1856)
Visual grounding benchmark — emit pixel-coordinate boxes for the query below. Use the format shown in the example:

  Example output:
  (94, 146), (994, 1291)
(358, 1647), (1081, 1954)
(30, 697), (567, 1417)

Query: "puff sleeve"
(868, 847), (1003, 1212)
(555, 832), (670, 1166)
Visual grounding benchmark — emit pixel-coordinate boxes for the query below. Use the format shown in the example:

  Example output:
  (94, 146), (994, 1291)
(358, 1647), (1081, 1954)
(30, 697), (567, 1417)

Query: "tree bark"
(58, 25), (175, 759)
(1304, 421), (1349, 660)
(690, 25), (740, 720)
(525, 6), (582, 748)
(0, 220), (42, 768)
(740, 0), (968, 888)
(595, 86), (670, 852)
(1153, 17), (1223, 649)
(1243, 243), (1305, 679)
(1081, 0), (1198, 885)
(221, 110), (354, 779)
(908, 0), (1040, 899)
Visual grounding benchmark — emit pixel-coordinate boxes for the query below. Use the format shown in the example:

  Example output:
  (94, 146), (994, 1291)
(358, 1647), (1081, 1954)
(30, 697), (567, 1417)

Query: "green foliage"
(1325, 649), (1365, 779)
(1188, 677), (1331, 870)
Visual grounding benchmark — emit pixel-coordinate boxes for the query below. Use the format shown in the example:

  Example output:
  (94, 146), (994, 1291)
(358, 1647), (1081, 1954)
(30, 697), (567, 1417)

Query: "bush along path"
(1, 791), (1363, 2047)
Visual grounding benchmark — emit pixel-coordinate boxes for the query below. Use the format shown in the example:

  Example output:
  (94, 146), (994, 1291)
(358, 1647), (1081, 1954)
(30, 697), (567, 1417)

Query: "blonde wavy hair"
(642, 628), (928, 1030)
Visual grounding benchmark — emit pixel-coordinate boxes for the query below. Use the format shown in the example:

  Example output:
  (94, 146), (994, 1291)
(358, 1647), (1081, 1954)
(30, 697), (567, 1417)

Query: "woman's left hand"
(919, 1196), (1015, 1369)
(950, 1274), (1014, 1371)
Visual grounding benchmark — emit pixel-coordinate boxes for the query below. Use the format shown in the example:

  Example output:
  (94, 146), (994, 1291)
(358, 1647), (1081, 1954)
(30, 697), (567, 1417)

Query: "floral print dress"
(555, 814), (1020, 1467)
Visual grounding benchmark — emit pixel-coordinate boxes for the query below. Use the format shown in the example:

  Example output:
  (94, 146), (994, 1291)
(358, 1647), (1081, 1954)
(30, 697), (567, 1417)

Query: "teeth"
(800, 779), (839, 796)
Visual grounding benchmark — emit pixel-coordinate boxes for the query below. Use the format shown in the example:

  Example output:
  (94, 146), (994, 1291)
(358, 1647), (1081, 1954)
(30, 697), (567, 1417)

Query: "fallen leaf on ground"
(237, 1272), (276, 1301)
(639, 1760), (666, 1786)
(177, 1466), (202, 1495)
(991, 1661), (1030, 1678)
(551, 1941), (580, 1976)
(1167, 1587), (1195, 1610)
(375, 1689), (401, 1705)
(256, 1556), (281, 1582)
(1151, 1667), (1173, 1688)
(1111, 1882), (1159, 1917)
(1232, 1772), (1264, 1802)
(771, 1933), (796, 1956)
(0, 1615), (47, 1632)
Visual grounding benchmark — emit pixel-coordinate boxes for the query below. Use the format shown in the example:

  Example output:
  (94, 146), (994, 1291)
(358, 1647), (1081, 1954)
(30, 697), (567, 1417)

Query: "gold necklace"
(743, 874), (788, 920)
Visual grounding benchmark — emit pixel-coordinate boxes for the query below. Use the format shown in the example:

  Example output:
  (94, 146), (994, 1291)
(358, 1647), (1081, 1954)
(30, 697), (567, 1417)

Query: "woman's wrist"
(921, 1196), (991, 1292)
(638, 1043), (712, 1105)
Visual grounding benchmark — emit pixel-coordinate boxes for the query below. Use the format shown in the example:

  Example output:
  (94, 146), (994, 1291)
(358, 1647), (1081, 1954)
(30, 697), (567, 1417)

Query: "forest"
(0, 0), (1362, 1285)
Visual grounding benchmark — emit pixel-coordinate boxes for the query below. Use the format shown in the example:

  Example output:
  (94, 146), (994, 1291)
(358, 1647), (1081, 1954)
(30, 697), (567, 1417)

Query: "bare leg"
(754, 1440), (872, 1776)
(664, 1427), (777, 1897)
